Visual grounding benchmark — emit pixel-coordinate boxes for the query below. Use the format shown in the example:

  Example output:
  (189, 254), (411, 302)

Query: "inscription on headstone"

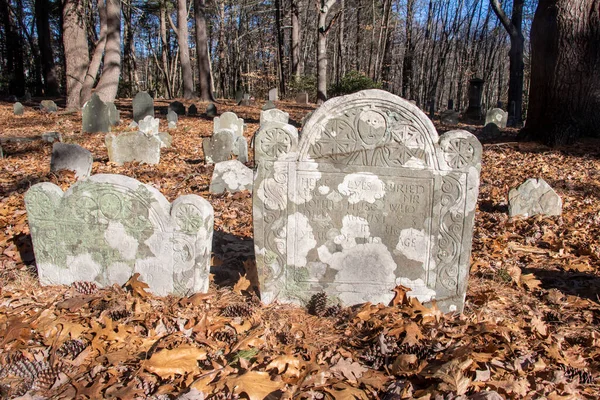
(25, 174), (213, 296)
(253, 90), (482, 312)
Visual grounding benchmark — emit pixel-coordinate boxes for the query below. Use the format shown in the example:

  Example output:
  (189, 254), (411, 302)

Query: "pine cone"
(398, 344), (433, 360)
(560, 365), (594, 384)
(222, 303), (254, 318)
(307, 292), (328, 316)
(213, 328), (238, 345)
(136, 377), (157, 396)
(323, 304), (341, 317)
(360, 334), (400, 369)
(72, 281), (98, 295)
(277, 330), (295, 345)
(56, 339), (87, 359)
(109, 309), (131, 321)
(32, 367), (58, 391)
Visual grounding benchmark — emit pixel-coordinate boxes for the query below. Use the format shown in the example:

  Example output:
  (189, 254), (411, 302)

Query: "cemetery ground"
(1, 99), (600, 399)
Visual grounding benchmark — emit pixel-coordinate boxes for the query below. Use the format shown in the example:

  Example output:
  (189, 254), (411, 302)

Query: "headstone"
(465, 78), (484, 119)
(296, 92), (309, 104)
(262, 100), (276, 111)
(128, 121), (138, 129)
(107, 102), (120, 126)
(440, 110), (459, 125)
(447, 99), (454, 110)
(82, 93), (110, 133)
(209, 160), (253, 194)
(138, 115), (160, 136)
(133, 91), (154, 122)
(24, 174), (214, 296)
(168, 121), (177, 130)
(269, 88), (278, 102)
(42, 132), (62, 143)
(50, 143), (93, 179)
(485, 108), (508, 129)
(508, 178), (562, 218)
(233, 136), (249, 163)
(260, 108), (290, 126)
(105, 132), (162, 166)
(235, 89), (244, 105)
(188, 104), (198, 116)
(13, 102), (24, 115)
(214, 112), (244, 139)
(203, 130), (235, 164)
(169, 101), (186, 115)
(253, 89), (482, 313)
(40, 100), (58, 113)
(206, 103), (217, 117)
(167, 110), (178, 129)
(240, 94), (251, 106)
(7, 95), (18, 102)
(158, 132), (173, 148)
(481, 122), (500, 137)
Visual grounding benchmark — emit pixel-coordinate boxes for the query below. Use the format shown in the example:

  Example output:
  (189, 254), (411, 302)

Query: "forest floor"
(0, 98), (599, 399)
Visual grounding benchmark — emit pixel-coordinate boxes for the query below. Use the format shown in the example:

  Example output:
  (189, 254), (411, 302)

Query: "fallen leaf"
(233, 275), (251, 294)
(330, 357), (367, 383)
(125, 273), (150, 298)
(521, 273), (542, 291)
(144, 346), (207, 379)
(390, 285), (411, 306)
(225, 371), (285, 400)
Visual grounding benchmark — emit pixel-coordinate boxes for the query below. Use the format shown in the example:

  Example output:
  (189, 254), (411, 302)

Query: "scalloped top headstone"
(214, 112), (244, 139)
(253, 89), (482, 312)
(133, 92), (154, 123)
(82, 93), (110, 133)
(25, 174), (214, 296)
(485, 108), (508, 129)
(260, 108), (289, 126)
(106, 131), (162, 166)
(51, 143), (92, 179)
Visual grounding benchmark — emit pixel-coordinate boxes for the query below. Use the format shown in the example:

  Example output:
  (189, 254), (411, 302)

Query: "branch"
(168, 13), (179, 37)
(489, 0), (518, 38)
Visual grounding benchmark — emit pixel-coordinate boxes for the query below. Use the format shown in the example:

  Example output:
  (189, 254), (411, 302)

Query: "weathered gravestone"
(440, 110), (459, 125)
(188, 104), (198, 116)
(260, 108), (290, 126)
(465, 78), (484, 120)
(169, 101), (186, 115)
(296, 92), (309, 104)
(51, 143), (93, 179)
(240, 94), (252, 106)
(269, 88), (278, 102)
(42, 132), (62, 143)
(209, 160), (253, 194)
(21, 92), (32, 102)
(40, 100), (58, 113)
(82, 93), (110, 133)
(508, 178), (562, 218)
(106, 131), (162, 166)
(138, 115), (160, 136)
(214, 112), (248, 162)
(263, 101), (276, 111)
(14, 102), (24, 115)
(203, 130), (235, 164)
(133, 92), (154, 122)
(485, 108), (508, 129)
(24, 174), (214, 296)
(235, 89), (244, 105)
(107, 102), (120, 126)
(206, 103), (217, 117)
(7, 95), (18, 102)
(167, 110), (178, 129)
(253, 89), (482, 312)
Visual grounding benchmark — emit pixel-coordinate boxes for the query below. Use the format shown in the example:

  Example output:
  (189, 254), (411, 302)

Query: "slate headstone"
(42, 132), (62, 143)
(82, 93), (110, 133)
(440, 110), (459, 125)
(235, 89), (244, 105)
(167, 110), (178, 129)
(206, 103), (217, 118)
(253, 89), (482, 312)
(13, 102), (24, 115)
(465, 78), (484, 119)
(269, 88), (278, 102)
(188, 104), (198, 116)
(203, 130), (235, 164)
(133, 91), (154, 122)
(25, 174), (213, 296)
(209, 160), (253, 194)
(296, 92), (309, 104)
(21, 92), (32, 102)
(107, 102), (120, 126)
(508, 178), (562, 218)
(105, 131), (162, 166)
(40, 100), (58, 113)
(214, 112), (244, 139)
(169, 101), (186, 115)
(262, 101), (276, 111)
(50, 143), (93, 179)
(485, 108), (508, 129)
(260, 108), (290, 126)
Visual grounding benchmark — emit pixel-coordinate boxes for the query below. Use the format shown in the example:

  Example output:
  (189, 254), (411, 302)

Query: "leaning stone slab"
(133, 91), (154, 122)
(253, 89), (482, 313)
(508, 178), (562, 218)
(51, 143), (93, 179)
(14, 102), (24, 115)
(214, 112), (244, 139)
(42, 132), (62, 143)
(82, 93), (110, 133)
(485, 108), (508, 129)
(209, 160), (253, 194)
(107, 102), (120, 126)
(158, 132), (173, 148)
(24, 174), (214, 296)
(40, 100), (58, 113)
(106, 132), (162, 166)
(203, 130), (235, 164)
(260, 108), (290, 126)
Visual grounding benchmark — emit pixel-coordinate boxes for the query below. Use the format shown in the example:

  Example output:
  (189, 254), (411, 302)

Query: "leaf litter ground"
(0, 99), (599, 399)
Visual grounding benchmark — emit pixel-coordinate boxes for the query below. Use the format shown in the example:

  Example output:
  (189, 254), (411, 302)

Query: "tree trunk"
(522, 0), (600, 145)
(291, 0), (300, 80)
(160, 1), (172, 98)
(95, 0), (121, 103)
(401, 0), (415, 99)
(317, 0), (337, 104)
(35, 0), (59, 95)
(62, 0), (89, 108)
(194, 0), (213, 100)
(275, 0), (286, 95)
(80, 0), (107, 104)
(0, 0), (25, 96)
(176, 0), (194, 98)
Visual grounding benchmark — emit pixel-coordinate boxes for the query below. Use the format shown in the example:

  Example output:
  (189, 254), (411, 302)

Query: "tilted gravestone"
(209, 160), (253, 194)
(106, 131), (162, 166)
(107, 102), (120, 126)
(235, 89), (244, 105)
(262, 101), (276, 111)
(40, 100), (58, 113)
(25, 174), (213, 296)
(51, 143), (93, 180)
(169, 101), (186, 115)
(133, 92), (154, 122)
(296, 92), (309, 104)
(167, 110), (178, 129)
(509, 178), (562, 218)
(240, 94), (252, 106)
(138, 115), (160, 136)
(269, 88), (278, 101)
(260, 108), (290, 126)
(214, 112), (248, 162)
(14, 102), (24, 115)
(82, 93), (110, 133)
(253, 89), (482, 312)
(203, 130), (235, 164)
(485, 108), (508, 129)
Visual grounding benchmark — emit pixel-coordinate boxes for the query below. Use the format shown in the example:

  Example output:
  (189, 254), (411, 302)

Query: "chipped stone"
(51, 143), (93, 179)
(508, 178), (562, 218)
(214, 112), (244, 139)
(138, 115), (160, 136)
(106, 131), (162, 166)
(209, 160), (253, 194)
(107, 102), (120, 126)
(203, 130), (235, 164)
(40, 100), (58, 113)
(42, 132), (62, 143)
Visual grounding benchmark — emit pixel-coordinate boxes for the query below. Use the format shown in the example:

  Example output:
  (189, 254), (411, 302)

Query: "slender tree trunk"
(62, 0), (89, 108)
(1, 0), (25, 96)
(355, 1), (361, 71)
(95, 0), (121, 102)
(401, 0), (415, 99)
(194, 0), (214, 100)
(160, 1), (172, 98)
(80, 0), (107, 104)
(275, 0), (286, 95)
(291, 0), (300, 80)
(175, 0), (194, 98)
(218, 0), (226, 96)
(317, 0), (337, 104)
(35, 0), (59, 95)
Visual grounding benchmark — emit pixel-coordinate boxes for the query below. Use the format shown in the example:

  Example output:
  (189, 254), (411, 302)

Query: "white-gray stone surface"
(42, 132), (62, 143)
(51, 143), (93, 179)
(508, 178), (562, 218)
(269, 88), (278, 101)
(296, 92), (309, 104)
(203, 130), (235, 164)
(138, 115), (160, 136)
(260, 108), (289, 126)
(13, 102), (24, 115)
(82, 93), (110, 133)
(106, 132), (162, 166)
(25, 174), (213, 296)
(107, 102), (120, 126)
(214, 112), (244, 139)
(40, 100), (58, 113)
(209, 160), (253, 194)
(158, 132), (173, 148)
(253, 90), (482, 312)
(485, 108), (508, 129)
(133, 92), (154, 122)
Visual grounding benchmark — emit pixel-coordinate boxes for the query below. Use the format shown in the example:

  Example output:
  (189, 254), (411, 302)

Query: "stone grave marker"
(14, 102), (24, 115)
(440, 110), (459, 125)
(485, 108), (508, 129)
(509, 178), (562, 218)
(263, 101), (276, 111)
(138, 115), (160, 136)
(169, 101), (186, 115)
(167, 110), (178, 129)
(214, 112), (244, 139)
(22, 92), (32, 102)
(7, 95), (18, 102)
(203, 130), (235, 164)
(235, 89), (244, 105)
(40, 100), (58, 113)
(253, 89), (482, 312)
(82, 93), (110, 133)
(269, 88), (278, 101)
(25, 174), (213, 296)
(188, 104), (198, 116)
(240, 94), (252, 106)
(157, 132), (173, 148)
(209, 160), (253, 194)
(42, 132), (62, 143)
(206, 103), (217, 117)
(296, 92), (309, 104)
(133, 91), (154, 122)
(106, 131), (162, 166)
(51, 143), (93, 179)
(107, 102), (120, 126)
(260, 108), (290, 126)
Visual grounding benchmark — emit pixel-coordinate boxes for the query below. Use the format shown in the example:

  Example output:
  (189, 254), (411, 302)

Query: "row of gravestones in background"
(24, 90), (560, 313)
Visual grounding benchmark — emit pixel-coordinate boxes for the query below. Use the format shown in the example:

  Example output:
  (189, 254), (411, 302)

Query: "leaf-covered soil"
(1, 98), (599, 399)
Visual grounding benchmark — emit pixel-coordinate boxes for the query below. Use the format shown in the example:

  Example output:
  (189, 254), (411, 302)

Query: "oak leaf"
(324, 383), (370, 400)
(520, 273), (542, 291)
(400, 322), (424, 346)
(390, 285), (411, 306)
(144, 346), (207, 379)
(233, 275), (251, 294)
(225, 371), (285, 400)
(266, 354), (304, 379)
(330, 357), (367, 383)
(125, 273), (150, 298)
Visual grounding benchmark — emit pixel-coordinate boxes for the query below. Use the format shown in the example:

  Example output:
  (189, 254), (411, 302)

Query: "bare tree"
(317, 0), (338, 103)
(63, 0), (89, 108)
(194, 0), (213, 100)
(171, 0), (194, 98)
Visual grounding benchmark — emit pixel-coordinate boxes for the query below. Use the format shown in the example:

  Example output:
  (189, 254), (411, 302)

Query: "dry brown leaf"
(266, 354), (304, 379)
(401, 322), (424, 346)
(390, 285), (411, 306)
(225, 371), (285, 400)
(330, 357), (367, 383)
(233, 275), (251, 294)
(144, 346), (207, 379)
(531, 315), (548, 337)
(521, 273), (542, 291)
(488, 378), (530, 396)
(125, 273), (150, 298)
(324, 383), (370, 400)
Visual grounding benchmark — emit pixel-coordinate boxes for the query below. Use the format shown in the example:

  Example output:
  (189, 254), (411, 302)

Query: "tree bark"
(317, 0), (338, 104)
(1, 0), (25, 96)
(95, 0), (121, 103)
(275, 0), (286, 95)
(401, 0), (415, 99)
(35, 0), (59, 95)
(522, 0), (600, 145)
(175, 0), (195, 98)
(62, 0), (89, 108)
(80, 0), (107, 104)
(160, 1), (172, 98)
(194, 0), (213, 100)
(291, 0), (300, 80)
